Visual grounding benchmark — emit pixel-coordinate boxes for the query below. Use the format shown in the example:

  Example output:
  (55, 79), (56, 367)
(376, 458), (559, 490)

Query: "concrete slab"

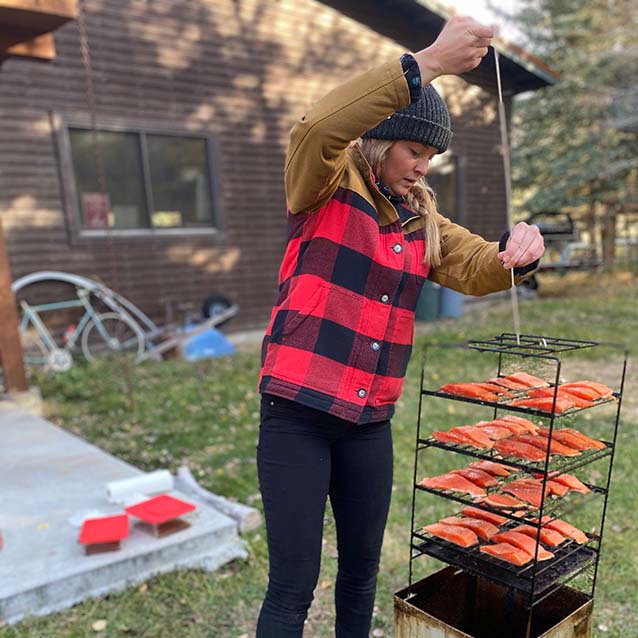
(0, 402), (247, 625)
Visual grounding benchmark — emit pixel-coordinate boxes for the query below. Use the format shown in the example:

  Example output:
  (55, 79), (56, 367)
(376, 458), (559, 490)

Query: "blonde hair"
(358, 138), (442, 268)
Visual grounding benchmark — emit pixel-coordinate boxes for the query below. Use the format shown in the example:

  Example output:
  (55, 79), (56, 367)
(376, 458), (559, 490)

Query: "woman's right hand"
(415, 16), (495, 83)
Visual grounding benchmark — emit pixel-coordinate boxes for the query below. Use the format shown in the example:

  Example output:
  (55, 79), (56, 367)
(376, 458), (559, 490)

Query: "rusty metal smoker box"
(395, 566), (593, 638)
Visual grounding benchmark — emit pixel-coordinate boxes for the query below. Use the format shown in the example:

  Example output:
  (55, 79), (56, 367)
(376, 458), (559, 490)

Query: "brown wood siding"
(0, 0), (510, 331)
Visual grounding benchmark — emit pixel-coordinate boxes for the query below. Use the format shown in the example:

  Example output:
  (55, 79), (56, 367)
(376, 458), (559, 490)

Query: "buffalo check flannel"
(259, 185), (429, 424)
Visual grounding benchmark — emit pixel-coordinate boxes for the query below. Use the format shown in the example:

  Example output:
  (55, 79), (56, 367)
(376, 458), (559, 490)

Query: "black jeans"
(256, 394), (393, 638)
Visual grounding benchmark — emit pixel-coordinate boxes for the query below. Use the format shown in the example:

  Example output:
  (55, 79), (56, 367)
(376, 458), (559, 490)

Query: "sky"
(446, 0), (524, 41)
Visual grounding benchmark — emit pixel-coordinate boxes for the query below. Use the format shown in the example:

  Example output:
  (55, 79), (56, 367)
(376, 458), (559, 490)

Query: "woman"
(256, 16), (544, 637)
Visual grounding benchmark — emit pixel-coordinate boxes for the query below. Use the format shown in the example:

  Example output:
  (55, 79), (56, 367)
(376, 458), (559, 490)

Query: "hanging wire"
(494, 48), (521, 345)
(77, 0), (136, 410)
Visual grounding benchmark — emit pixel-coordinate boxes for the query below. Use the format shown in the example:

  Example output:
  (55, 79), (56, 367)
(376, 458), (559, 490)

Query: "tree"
(501, 0), (638, 266)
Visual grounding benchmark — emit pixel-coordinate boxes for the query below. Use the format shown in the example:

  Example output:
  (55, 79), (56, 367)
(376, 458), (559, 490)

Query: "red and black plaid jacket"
(259, 58), (531, 424)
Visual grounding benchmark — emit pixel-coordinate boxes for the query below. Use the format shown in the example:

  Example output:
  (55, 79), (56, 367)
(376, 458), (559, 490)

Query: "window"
(67, 127), (218, 232)
(427, 151), (462, 224)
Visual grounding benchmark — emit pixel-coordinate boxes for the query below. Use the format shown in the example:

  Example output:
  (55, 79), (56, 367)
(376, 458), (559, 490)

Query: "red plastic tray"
(79, 513), (130, 545)
(125, 494), (196, 524)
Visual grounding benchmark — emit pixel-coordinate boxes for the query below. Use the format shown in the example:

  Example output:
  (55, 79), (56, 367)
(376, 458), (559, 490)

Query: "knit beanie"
(362, 83), (452, 153)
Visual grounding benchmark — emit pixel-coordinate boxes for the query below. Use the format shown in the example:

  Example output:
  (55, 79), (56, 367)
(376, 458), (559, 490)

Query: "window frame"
(52, 112), (225, 245)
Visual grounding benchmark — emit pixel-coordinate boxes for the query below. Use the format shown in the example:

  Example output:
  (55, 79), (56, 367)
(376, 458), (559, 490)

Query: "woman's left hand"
(497, 222), (545, 270)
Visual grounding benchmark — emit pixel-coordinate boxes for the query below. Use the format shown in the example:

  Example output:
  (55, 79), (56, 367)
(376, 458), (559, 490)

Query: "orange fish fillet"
(505, 372), (550, 388)
(511, 524), (566, 547)
(493, 438), (546, 461)
(461, 506), (508, 525)
(559, 428), (606, 450)
(497, 414), (540, 434)
(482, 493), (530, 509)
(449, 426), (495, 449)
(439, 383), (501, 402)
(560, 381), (614, 399)
(468, 460), (511, 477)
(473, 424), (513, 440)
(419, 474), (486, 498)
(510, 434), (581, 457)
(536, 428), (596, 451)
(535, 517), (588, 544)
(553, 473), (591, 494)
(438, 516), (499, 540)
(492, 531), (554, 560)
(432, 430), (478, 446)
(451, 468), (498, 488)
(480, 542), (532, 565)
(509, 396), (575, 413)
(488, 376), (530, 391)
(423, 523), (478, 547)
(527, 387), (594, 408)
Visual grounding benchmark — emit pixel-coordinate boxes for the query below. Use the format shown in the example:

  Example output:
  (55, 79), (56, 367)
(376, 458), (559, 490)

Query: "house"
(0, 0), (558, 332)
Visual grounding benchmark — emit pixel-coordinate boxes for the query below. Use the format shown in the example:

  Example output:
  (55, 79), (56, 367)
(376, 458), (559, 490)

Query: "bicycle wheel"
(81, 312), (145, 362)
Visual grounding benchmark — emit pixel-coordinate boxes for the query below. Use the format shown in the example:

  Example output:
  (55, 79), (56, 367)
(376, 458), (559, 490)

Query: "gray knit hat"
(362, 84), (452, 153)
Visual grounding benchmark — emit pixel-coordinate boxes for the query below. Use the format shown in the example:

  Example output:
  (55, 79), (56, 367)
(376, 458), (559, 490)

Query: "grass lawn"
(2, 272), (636, 638)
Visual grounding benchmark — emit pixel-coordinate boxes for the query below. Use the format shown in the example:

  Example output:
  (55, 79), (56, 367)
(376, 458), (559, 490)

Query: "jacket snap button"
(370, 341), (380, 351)
(380, 294), (390, 303)
(357, 388), (367, 398)
(393, 243), (403, 253)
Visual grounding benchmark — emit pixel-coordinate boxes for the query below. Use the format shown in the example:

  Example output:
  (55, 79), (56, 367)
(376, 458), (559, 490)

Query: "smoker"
(395, 333), (627, 638)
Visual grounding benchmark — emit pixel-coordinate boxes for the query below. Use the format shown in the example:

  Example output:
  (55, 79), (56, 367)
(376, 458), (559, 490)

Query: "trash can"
(439, 287), (464, 319)
(415, 281), (440, 322)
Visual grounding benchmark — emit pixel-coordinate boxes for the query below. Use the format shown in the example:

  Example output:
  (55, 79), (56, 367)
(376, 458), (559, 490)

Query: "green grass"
(2, 272), (637, 638)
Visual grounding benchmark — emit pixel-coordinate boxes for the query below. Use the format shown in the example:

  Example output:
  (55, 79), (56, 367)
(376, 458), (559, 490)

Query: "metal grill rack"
(408, 333), (628, 613)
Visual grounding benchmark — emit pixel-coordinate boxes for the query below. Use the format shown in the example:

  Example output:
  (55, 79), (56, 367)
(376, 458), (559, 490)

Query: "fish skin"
(510, 434), (581, 457)
(493, 438), (547, 461)
(468, 460), (511, 477)
(461, 506), (508, 525)
(451, 468), (499, 488)
(480, 542), (533, 565)
(439, 383), (501, 402)
(492, 531), (554, 560)
(423, 522), (479, 547)
(419, 474), (486, 498)
(438, 516), (499, 540)
(505, 372), (550, 388)
(512, 524), (566, 547)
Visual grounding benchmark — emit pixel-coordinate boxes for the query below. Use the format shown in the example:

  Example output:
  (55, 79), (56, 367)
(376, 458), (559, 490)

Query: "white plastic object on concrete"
(105, 470), (173, 504)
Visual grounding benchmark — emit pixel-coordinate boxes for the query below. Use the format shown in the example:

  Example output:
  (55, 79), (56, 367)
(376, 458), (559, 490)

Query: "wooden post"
(0, 217), (28, 393)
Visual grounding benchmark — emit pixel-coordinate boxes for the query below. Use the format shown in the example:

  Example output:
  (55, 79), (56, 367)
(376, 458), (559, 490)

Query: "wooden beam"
(0, 30), (54, 60)
(0, 1), (77, 32)
(0, 217), (28, 394)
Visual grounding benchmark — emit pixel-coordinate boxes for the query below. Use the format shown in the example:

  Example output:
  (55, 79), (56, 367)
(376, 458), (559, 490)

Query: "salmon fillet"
(473, 382), (514, 397)
(505, 372), (550, 388)
(497, 414), (540, 434)
(501, 482), (546, 508)
(510, 434), (581, 457)
(461, 505), (508, 525)
(490, 419), (528, 435)
(553, 473), (591, 494)
(511, 524), (566, 547)
(419, 474), (486, 498)
(468, 460), (511, 477)
(536, 428), (594, 451)
(423, 522), (479, 547)
(492, 531), (554, 560)
(432, 430), (478, 446)
(480, 542), (533, 565)
(509, 396), (575, 413)
(473, 424), (513, 440)
(439, 383), (501, 402)
(560, 381), (614, 399)
(493, 438), (547, 461)
(559, 428), (606, 450)
(535, 517), (588, 544)
(451, 467), (499, 488)
(449, 426), (495, 449)
(482, 493), (530, 509)
(527, 387), (594, 408)
(546, 480), (570, 497)
(439, 516), (499, 540)
(488, 376), (530, 391)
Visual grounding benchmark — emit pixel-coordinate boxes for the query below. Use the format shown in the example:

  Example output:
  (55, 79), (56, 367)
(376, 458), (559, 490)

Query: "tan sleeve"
(428, 212), (537, 296)
(285, 58), (412, 214)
